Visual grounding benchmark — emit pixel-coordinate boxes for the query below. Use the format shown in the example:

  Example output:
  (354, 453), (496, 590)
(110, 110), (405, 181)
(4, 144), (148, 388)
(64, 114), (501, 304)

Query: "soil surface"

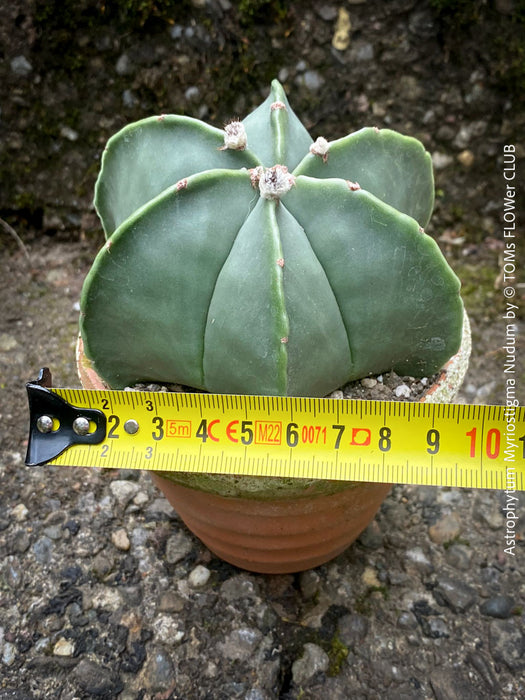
(1, 1), (525, 698)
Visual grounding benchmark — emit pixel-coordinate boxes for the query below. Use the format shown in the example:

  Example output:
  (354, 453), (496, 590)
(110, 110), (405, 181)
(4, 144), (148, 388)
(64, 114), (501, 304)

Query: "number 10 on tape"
(27, 383), (525, 490)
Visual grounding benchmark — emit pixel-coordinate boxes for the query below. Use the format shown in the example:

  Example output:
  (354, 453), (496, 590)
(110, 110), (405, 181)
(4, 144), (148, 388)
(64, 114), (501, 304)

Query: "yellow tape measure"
(25, 371), (524, 490)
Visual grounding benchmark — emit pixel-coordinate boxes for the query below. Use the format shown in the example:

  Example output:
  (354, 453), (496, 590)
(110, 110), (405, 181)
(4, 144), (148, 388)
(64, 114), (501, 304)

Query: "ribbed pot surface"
(151, 475), (391, 573)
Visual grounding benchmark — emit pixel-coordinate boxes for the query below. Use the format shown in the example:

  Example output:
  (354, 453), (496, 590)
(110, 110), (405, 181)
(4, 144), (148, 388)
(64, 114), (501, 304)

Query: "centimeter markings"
(47, 388), (525, 490)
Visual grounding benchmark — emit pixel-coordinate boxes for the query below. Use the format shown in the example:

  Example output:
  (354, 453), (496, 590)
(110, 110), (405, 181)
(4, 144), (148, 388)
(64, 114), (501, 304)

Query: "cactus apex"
(259, 165), (295, 200)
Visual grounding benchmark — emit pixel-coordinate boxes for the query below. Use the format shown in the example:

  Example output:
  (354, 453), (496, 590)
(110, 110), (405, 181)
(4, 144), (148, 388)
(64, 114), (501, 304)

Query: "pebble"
(358, 521), (383, 549)
(394, 384), (411, 398)
(338, 613), (369, 644)
(292, 643), (329, 685)
(31, 536), (54, 565)
(110, 480), (140, 507)
(404, 547), (433, 573)
(188, 564), (210, 588)
(445, 543), (472, 571)
(458, 149), (475, 167)
(299, 570), (320, 600)
(53, 637), (75, 656)
(140, 647), (176, 692)
(116, 53), (133, 75)
(111, 528), (131, 551)
(2, 641), (16, 666)
(297, 69), (325, 92)
(152, 614), (184, 644)
(432, 151), (454, 170)
(428, 512), (462, 544)
(433, 575), (477, 613)
(73, 658), (124, 696)
(10, 55), (32, 76)
(122, 89), (138, 108)
(220, 628), (263, 661)
(362, 566), (381, 588)
(60, 126), (79, 141)
(489, 619), (525, 671)
(165, 531), (193, 564)
(480, 595), (515, 619)
(396, 611), (418, 630)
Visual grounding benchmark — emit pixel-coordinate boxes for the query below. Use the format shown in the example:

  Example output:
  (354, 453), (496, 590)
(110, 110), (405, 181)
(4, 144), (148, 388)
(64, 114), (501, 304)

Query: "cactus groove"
(80, 80), (464, 395)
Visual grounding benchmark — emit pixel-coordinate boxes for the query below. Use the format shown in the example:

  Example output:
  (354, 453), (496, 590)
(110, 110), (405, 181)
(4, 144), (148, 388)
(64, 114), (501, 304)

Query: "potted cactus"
(78, 80), (469, 573)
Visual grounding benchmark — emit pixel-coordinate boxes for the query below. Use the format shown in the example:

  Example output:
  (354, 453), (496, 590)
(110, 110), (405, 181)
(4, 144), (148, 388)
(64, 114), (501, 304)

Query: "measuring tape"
(25, 369), (524, 490)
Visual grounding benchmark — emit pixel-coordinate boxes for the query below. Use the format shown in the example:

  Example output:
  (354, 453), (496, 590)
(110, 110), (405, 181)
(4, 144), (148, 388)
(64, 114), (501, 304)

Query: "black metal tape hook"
(25, 368), (106, 466)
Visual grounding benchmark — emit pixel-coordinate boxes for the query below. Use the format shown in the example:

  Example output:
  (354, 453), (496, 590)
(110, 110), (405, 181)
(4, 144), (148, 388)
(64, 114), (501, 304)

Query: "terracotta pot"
(76, 313), (470, 574)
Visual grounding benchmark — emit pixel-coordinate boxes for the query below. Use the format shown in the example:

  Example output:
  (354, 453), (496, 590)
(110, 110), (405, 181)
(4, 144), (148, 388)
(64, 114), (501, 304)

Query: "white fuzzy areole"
(259, 165), (295, 200)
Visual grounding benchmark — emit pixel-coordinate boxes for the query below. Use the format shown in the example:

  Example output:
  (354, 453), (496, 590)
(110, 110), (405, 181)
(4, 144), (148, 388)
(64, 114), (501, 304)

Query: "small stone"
(362, 566), (381, 588)
(433, 575), (477, 613)
(165, 531), (193, 564)
(188, 565), (210, 588)
(110, 480), (139, 506)
(338, 613), (369, 645)
(489, 619), (525, 671)
(360, 377), (377, 388)
(394, 384), (411, 398)
(358, 520), (383, 549)
(292, 643), (329, 685)
(133, 491), (149, 507)
(116, 53), (132, 75)
(220, 627), (263, 661)
(92, 551), (115, 578)
(396, 611), (418, 630)
(480, 595), (515, 619)
(301, 69), (325, 92)
(60, 126), (79, 141)
(332, 7), (352, 51)
(185, 85), (200, 102)
(152, 614), (184, 644)
(457, 149), (475, 167)
(299, 570), (320, 600)
(90, 586), (123, 612)
(428, 512), (462, 544)
(432, 152), (454, 170)
(10, 55), (32, 76)
(328, 389), (344, 400)
(53, 637), (75, 656)
(73, 658), (124, 696)
(158, 591), (185, 613)
(31, 536), (54, 565)
(405, 547), (433, 573)
(445, 543), (472, 571)
(122, 89), (138, 108)
(0, 333), (19, 351)
(316, 5), (338, 21)
(11, 504), (29, 522)
(350, 40), (374, 62)
(140, 647), (176, 692)
(220, 575), (259, 601)
(111, 528), (131, 551)
(2, 641), (16, 666)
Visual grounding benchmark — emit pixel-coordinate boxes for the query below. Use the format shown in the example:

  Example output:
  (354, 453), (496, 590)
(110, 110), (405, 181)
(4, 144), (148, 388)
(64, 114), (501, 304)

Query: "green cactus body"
(80, 80), (464, 396)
